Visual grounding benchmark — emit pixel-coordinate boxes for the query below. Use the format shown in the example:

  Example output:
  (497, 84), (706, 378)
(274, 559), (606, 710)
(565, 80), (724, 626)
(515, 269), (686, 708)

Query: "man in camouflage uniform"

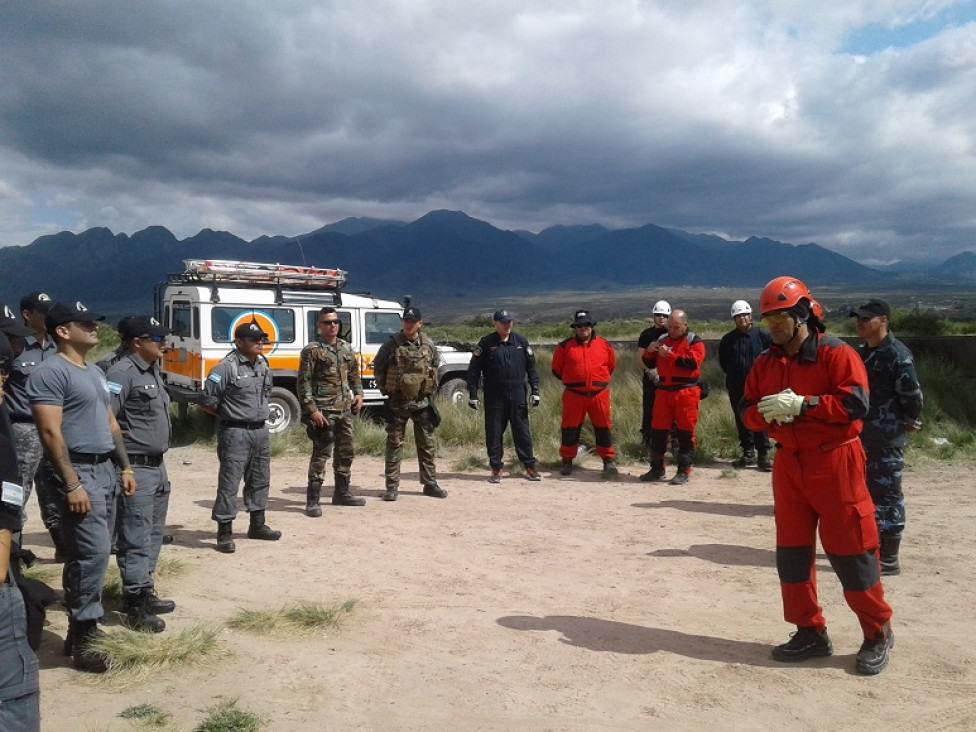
(297, 307), (365, 516)
(850, 299), (923, 576)
(372, 306), (446, 501)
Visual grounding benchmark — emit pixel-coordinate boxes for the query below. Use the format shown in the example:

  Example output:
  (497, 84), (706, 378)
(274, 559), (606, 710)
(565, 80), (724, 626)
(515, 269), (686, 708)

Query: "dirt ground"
(23, 445), (976, 730)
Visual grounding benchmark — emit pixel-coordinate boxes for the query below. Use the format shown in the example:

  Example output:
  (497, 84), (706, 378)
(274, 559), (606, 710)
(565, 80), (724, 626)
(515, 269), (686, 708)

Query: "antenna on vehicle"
(295, 234), (307, 266)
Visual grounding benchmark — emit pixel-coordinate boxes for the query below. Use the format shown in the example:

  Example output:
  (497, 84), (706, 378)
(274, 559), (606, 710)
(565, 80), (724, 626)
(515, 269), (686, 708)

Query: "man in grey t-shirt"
(27, 301), (136, 673)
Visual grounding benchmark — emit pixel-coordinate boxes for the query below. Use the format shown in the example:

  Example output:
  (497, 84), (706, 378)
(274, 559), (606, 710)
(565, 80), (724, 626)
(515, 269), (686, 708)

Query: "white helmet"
(731, 300), (752, 318)
(652, 300), (671, 316)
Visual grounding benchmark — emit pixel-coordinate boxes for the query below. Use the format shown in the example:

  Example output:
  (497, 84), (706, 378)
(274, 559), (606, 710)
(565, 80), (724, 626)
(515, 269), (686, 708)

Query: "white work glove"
(757, 389), (805, 424)
(530, 393), (541, 407)
(468, 398), (480, 410)
(646, 368), (660, 386)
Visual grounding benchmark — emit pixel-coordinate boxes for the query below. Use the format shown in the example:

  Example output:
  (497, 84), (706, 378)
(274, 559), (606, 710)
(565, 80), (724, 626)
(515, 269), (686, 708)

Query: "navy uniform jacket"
(467, 332), (539, 404)
(856, 333), (923, 449)
(719, 326), (771, 390)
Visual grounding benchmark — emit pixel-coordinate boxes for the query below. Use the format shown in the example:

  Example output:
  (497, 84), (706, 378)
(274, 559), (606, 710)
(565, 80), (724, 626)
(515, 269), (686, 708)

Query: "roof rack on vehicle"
(180, 259), (347, 289)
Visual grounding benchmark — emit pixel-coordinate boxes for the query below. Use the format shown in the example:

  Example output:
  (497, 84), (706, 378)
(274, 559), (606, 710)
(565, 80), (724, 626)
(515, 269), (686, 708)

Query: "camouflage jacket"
(297, 338), (362, 415)
(856, 333), (923, 448)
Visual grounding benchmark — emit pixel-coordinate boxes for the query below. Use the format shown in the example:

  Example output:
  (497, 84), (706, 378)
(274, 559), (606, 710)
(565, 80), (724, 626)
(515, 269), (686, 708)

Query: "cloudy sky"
(2, 1), (975, 264)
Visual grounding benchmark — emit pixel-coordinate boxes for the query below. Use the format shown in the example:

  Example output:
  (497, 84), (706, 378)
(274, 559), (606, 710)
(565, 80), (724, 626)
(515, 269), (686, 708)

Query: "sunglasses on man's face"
(761, 313), (792, 328)
(319, 320), (340, 326)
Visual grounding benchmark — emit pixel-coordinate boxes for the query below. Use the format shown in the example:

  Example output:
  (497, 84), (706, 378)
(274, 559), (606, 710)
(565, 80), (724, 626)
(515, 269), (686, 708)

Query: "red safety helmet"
(759, 276), (812, 316)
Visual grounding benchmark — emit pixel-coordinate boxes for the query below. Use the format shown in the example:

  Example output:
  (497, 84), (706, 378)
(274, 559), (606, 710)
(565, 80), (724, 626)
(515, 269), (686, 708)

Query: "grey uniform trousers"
(11, 422), (63, 533)
(61, 460), (118, 623)
(211, 425), (270, 523)
(0, 570), (40, 732)
(116, 462), (171, 595)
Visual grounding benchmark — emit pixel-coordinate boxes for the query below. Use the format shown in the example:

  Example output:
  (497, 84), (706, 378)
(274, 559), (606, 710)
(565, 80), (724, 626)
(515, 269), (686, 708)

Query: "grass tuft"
(89, 624), (223, 681)
(194, 698), (262, 732)
(119, 703), (171, 727)
(226, 600), (358, 635)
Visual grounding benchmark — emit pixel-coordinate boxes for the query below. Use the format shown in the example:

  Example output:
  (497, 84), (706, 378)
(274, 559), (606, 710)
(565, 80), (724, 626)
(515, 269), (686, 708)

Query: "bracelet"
(64, 482), (83, 494)
(121, 468), (135, 475)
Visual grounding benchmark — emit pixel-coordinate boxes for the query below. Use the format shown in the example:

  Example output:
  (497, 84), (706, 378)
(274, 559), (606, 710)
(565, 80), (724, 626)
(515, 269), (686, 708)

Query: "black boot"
(247, 510), (282, 541)
(331, 474), (365, 506)
(216, 521), (236, 553)
(640, 457), (666, 482)
(560, 459), (574, 476)
(305, 479), (323, 517)
(67, 619), (109, 673)
(382, 483), (399, 501)
(732, 451), (756, 468)
(879, 533), (901, 576)
(601, 459), (618, 479)
(144, 587), (175, 615)
(757, 452), (772, 472)
(124, 590), (166, 633)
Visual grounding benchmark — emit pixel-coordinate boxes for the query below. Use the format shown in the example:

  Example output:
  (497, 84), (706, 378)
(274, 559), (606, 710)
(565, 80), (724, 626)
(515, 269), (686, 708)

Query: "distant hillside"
(0, 209), (956, 320)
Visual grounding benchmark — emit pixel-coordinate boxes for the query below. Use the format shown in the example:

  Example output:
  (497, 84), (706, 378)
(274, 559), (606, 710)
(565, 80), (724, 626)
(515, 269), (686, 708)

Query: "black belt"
(567, 388), (605, 397)
(128, 454), (164, 467)
(659, 384), (698, 392)
(69, 451), (113, 464)
(221, 420), (267, 430)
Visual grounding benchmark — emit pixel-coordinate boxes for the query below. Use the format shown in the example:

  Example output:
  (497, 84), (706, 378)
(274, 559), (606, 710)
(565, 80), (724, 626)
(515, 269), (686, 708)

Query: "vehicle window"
(171, 303), (192, 338)
(365, 312), (402, 345)
(307, 310), (353, 344)
(212, 307), (296, 343)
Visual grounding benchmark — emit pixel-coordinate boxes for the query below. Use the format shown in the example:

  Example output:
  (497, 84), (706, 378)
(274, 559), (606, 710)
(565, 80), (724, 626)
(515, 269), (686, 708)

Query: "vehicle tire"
(267, 386), (301, 434)
(437, 377), (468, 406)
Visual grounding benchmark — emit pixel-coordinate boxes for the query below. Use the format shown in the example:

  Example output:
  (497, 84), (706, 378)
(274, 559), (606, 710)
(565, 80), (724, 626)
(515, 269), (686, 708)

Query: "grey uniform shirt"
(202, 351), (272, 423)
(26, 355), (114, 453)
(106, 353), (171, 455)
(5, 335), (56, 420)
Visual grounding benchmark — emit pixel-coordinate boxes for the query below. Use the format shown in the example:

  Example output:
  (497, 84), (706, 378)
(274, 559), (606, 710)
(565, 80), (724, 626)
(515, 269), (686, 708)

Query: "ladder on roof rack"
(181, 259), (347, 289)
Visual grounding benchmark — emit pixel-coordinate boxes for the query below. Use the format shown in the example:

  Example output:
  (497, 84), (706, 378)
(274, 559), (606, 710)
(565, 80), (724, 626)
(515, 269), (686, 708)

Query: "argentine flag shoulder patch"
(208, 373), (222, 384)
(106, 381), (123, 395)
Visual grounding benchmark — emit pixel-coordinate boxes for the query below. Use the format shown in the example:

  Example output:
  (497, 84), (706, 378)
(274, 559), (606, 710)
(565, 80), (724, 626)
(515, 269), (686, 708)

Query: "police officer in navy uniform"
(105, 317), (176, 631)
(467, 309), (542, 483)
(202, 320), (281, 553)
(850, 299), (923, 576)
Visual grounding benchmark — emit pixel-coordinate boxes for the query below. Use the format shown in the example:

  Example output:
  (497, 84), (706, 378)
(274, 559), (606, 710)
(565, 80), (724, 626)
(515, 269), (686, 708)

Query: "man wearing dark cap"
(551, 310), (618, 478)
(850, 299), (923, 576)
(5, 293), (66, 563)
(372, 306), (447, 501)
(26, 301), (137, 672)
(96, 316), (139, 373)
(105, 317), (176, 631)
(201, 320), (281, 552)
(467, 309), (542, 483)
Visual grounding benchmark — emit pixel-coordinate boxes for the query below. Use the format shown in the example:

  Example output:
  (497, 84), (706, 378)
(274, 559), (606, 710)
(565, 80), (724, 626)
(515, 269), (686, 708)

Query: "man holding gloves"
(741, 276), (894, 676)
(467, 309), (542, 483)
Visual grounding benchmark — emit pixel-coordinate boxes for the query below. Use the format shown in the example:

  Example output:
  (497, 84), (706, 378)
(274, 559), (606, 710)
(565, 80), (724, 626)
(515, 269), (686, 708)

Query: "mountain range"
(1, 210), (973, 319)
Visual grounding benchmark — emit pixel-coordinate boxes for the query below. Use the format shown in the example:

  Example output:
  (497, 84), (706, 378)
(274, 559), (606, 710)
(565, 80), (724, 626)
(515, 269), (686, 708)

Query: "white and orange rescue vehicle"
(154, 259), (471, 432)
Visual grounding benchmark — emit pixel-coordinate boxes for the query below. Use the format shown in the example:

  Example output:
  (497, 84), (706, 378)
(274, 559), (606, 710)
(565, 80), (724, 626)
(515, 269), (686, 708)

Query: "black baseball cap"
(45, 301), (106, 330)
(0, 302), (32, 337)
(493, 309), (513, 323)
(234, 320), (268, 340)
(120, 316), (171, 341)
(849, 299), (890, 319)
(402, 307), (422, 322)
(571, 309), (595, 327)
(20, 291), (53, 313)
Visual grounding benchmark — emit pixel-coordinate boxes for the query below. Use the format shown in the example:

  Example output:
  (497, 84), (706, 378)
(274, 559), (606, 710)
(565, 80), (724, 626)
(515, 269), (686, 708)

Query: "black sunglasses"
(319, 320), (340, 326)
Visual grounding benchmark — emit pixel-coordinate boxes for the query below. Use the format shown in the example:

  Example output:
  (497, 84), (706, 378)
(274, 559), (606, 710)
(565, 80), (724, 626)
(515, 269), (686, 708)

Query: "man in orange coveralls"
(741, 276), (894, 675)
(642, 309), (706, 486)
(551, 310), (617, 478)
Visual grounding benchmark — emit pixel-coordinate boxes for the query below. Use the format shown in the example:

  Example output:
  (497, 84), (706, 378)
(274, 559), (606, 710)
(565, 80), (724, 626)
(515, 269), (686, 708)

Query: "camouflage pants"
(11, 422), (63, 532)
(384, 405), (436, 489)
(305, 411), (354, 483)
(865, 446), (905, 536)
